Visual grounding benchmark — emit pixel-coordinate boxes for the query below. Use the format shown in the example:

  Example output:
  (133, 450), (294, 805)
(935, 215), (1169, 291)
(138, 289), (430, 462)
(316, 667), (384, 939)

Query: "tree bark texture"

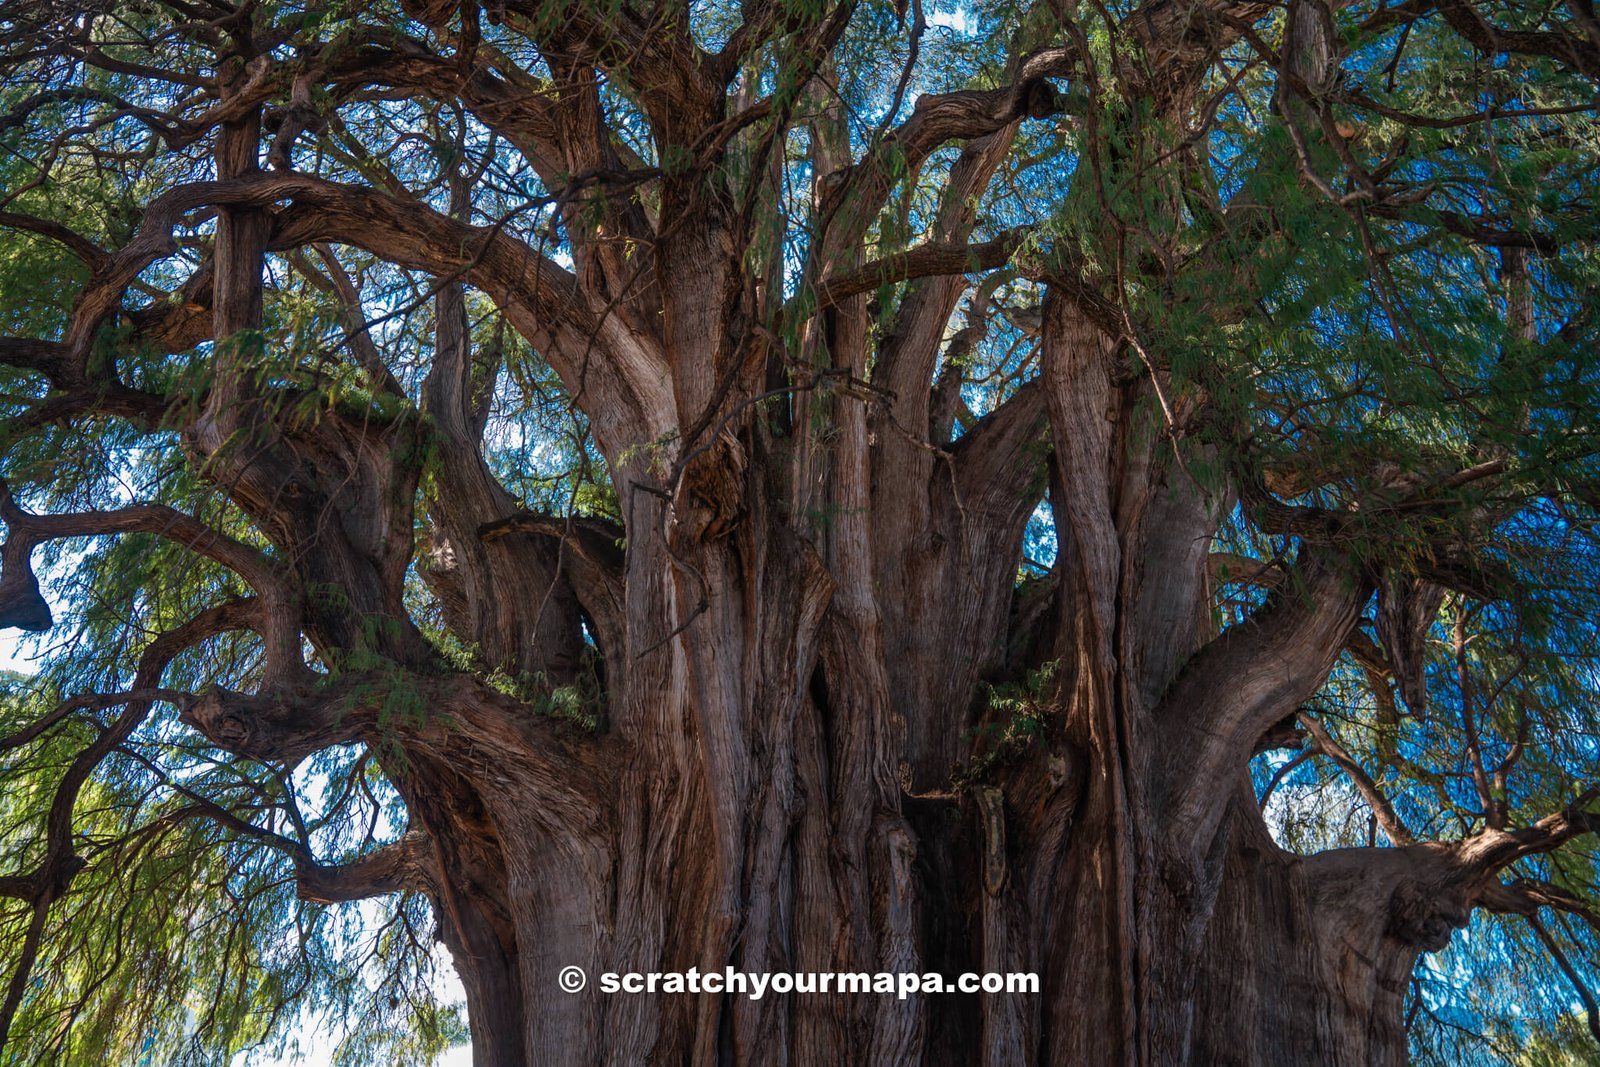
(168, 224), (1487, 1062)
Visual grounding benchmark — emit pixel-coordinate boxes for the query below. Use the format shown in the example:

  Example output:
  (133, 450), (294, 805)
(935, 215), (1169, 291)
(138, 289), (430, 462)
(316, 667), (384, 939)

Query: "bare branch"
(803, 230), (1023, 319)
(0, 211), (108, 269)
(0, 687), (192, 754)
(1457, 787), (1600, 876)
(1299, 710), (1415, 846)
(0, 493), (279, 596)
(294, 832), (436, 903)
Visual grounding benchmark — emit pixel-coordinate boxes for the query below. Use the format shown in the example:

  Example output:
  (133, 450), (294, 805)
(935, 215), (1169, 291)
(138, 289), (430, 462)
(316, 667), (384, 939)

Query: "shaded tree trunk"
(167, 167), (1488, 1065)
(373, 526), (1467, 1067)
(154, 157), (1515, 1063)
(134, 17), (1523, 1066)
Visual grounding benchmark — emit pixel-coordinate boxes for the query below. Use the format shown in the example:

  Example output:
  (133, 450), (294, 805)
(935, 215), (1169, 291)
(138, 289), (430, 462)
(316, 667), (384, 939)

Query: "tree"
(1, 0), (1599, 1062)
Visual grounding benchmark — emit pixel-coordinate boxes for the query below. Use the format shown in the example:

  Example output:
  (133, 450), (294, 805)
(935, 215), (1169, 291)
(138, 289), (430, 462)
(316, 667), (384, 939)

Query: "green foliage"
(0, 677), (462, 1066)
(958, 661), (1060, 788)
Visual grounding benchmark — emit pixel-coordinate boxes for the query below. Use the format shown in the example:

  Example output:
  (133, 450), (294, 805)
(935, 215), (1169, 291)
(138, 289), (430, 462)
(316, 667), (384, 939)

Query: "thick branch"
(155, 789), (436, 903)
(0, 211), (108, 269)
(479, 512), (627, 658)
(1160, 548), (1373, 842)
(0, 484), (283, 634)
(951, 381), (1050, 509)
(1433, 0), (1600, 79)
(0, 687), (191, 754)
(2, 498), (278, 591)
(180, 670), (605, 816)
(815, 48), (1073, 265)
(262, 172), (674, 445)
(1457, 788), (1600, 876)
(295, 831), (436, 903)
(499, 0), (722, 134)
(320, 34), (563, 175)
(804, 230), (1022, 318)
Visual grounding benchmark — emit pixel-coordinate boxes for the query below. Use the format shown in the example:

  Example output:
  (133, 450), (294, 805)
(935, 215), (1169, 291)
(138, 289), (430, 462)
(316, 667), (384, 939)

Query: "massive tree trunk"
(9, 2), (1588, 1063)
(180, 244), (1474, 1064)
(166, 132), (1500, 1067)
(294, 454), (1473, 1067)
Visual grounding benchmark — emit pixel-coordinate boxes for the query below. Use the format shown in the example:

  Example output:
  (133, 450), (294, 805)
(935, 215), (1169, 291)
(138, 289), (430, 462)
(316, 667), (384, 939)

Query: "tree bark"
(367, 576), (1455, 1067)
(10, 9), (1571, 1063)
(159, 195), (1465, 1067)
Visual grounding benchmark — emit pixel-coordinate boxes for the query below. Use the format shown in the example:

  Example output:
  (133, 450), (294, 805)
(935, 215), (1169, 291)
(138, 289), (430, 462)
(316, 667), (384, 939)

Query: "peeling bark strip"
(3, 0), (1599, 1064)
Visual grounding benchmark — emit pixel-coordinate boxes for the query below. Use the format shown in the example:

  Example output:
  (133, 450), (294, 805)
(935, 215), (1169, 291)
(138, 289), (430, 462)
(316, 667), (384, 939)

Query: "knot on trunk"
(674, 432), (746, 543)
(181, 683), (355, 763)
(399, 0), (458, 28)
(1386, 877), (1473, 950)
(1159, 850), (1205, 903)
(0, 556), (52, 631)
